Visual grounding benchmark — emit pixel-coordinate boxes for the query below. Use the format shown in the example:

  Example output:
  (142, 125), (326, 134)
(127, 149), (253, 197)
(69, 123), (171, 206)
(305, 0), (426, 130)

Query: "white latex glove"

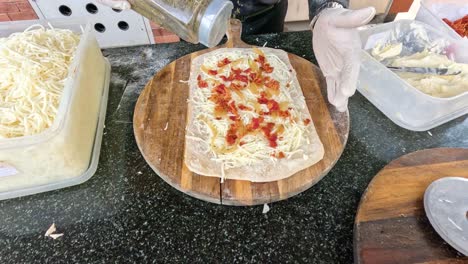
(312, 7), (376, 112)
(96, 0), (131, 10)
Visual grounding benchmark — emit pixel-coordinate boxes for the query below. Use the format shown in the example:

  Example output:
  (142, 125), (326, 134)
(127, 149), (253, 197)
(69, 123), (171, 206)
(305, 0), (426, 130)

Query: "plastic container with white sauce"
(357, 20), (468, 131)
(0, 19), (110, 200)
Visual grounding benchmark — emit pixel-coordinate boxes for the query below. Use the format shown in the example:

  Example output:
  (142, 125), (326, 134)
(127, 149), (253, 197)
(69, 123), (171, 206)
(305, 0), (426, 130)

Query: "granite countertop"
(1, 31), (467, 263)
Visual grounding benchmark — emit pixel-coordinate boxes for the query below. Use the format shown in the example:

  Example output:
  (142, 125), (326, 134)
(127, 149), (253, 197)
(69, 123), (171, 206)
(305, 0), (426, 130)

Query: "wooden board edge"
(355, 148), (468, 223)
(353, 148), (468, 263)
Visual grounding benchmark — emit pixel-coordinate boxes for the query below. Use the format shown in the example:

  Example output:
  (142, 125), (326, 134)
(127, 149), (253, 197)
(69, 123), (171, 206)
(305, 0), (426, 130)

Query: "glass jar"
(127, 0), (233, 47)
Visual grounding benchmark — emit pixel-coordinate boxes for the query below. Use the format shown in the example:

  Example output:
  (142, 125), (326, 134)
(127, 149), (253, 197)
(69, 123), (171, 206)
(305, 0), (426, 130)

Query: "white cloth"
(312, 7), (376, 112)
(96, 0), (131, 10)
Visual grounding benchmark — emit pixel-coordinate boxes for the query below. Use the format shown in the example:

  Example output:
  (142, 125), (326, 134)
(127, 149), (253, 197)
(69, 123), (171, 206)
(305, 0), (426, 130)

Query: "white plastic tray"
(0, 19), (110, 199)
(0, 60), (110, 200)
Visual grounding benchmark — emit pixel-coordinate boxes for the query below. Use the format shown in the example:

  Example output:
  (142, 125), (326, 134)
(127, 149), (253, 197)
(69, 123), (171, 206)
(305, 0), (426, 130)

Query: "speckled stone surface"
(0, 31), (467, 263)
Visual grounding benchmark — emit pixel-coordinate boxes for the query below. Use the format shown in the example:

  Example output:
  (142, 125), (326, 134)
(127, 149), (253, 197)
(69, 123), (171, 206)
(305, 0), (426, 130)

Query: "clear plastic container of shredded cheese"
(0, 19), (110, 200)
(357, 20), (468, 131)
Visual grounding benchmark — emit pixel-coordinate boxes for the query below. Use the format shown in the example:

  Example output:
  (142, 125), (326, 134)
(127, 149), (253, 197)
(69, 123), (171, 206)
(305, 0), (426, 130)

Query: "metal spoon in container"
(424, 177), (468, 256)
(387, 66), (461, 76)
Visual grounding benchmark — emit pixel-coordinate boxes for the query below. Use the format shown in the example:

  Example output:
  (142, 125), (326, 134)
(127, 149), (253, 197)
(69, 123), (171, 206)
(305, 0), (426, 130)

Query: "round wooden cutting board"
(354, 148), (468, 264)
(133, 20), (349, 206)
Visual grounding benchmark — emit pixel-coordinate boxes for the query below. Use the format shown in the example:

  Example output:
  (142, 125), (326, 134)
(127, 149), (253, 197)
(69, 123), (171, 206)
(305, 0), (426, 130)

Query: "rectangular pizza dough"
(184, 47), (324, 182)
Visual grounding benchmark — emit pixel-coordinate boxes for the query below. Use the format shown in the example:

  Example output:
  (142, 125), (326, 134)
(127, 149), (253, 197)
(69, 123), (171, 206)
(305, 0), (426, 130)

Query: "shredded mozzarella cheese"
(0, 25), (80, 138)
(190, 49), (312, 169)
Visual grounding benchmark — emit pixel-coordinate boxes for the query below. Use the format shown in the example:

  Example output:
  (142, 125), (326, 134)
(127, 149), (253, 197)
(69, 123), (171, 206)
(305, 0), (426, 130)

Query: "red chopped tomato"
(264, 79), (280, 91)
(208, 69), (218, 75)
(234, 74), (248, 83)
(247, 120), (278, 148)
(221, 74), (234, 82)
(268, 133), (278, 148)
(230, 82), (244, 91)
(304, 118), (311, 125)
(278, 110), (290, 118)
(243, 68), (252, 73)
(210, 83), (232, 117)
(232, 68), (242, 75)
(261, 63), (274, 73)
(249, 117), (264, 131)
(217, 58), (231, 67)
(254, 77), (263, 85)
(214, 84), (228, 95)
(267, 100), (280, 112)
(257, 94), (269, 104)
(251, 119), (260, 130)
(228, 101), (239, 116)
(278, 151), (285, 159)
(261, 127), (271, 137)
(238, 104), (252, 111)
(214, 99), (229, 110)
(249, 72), (263, 85)
(240, 141), (246, 146)
(197, 75), (208, 88)
(226, 133), (237, 145)
(258, 97), (288, 117)
(255, 55), (265, 64)
(226, 124), (238, 145)
(261, 122), (275, 136)
(229, 116), (238, 121)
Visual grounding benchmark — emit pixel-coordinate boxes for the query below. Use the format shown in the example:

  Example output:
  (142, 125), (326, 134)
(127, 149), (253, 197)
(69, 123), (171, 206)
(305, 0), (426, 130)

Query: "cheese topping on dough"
(190, 48), (313, 169)
(0, 25), (80, 138)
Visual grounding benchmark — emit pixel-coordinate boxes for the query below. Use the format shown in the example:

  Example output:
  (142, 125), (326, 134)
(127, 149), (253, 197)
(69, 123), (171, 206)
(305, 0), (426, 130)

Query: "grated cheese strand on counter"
(0, 25), (80, 138)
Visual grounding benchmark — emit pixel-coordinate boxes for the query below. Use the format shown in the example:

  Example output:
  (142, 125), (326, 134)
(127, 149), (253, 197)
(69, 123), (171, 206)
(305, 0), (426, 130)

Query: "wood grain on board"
(133, 19), (349, 206)
(354, 148), (468, 264)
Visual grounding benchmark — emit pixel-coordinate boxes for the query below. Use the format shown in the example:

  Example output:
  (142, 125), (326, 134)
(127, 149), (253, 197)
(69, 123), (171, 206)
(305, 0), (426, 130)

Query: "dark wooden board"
(354, 148), (468, 263)
(133, 19), (349, 205)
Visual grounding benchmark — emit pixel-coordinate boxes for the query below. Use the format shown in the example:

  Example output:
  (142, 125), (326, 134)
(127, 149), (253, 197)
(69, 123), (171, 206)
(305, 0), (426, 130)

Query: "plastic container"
(416, 0), (468, 41)
(128, 0), (233, 47)
(357, 20), (468, 131)
(0, 19), (111, 200)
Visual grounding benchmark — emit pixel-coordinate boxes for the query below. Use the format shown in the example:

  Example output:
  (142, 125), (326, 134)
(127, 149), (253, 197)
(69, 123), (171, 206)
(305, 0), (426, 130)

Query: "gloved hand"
(96, 0), (131, 10)
(312, 7), (376, 112)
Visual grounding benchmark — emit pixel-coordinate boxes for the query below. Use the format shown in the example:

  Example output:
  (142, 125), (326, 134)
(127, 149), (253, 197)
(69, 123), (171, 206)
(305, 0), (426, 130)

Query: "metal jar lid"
(424, 177), (468, 256)
(198, 0), (233, 47)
